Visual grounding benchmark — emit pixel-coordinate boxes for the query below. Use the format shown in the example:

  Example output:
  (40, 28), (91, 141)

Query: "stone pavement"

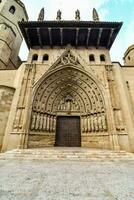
(0, 148), (134, 200)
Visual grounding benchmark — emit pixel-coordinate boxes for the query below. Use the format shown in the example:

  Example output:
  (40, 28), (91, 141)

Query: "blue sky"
(20, 0), (134, 64)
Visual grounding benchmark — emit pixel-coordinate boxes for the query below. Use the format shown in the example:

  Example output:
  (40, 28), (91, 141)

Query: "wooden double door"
(55, 116), (81, 147)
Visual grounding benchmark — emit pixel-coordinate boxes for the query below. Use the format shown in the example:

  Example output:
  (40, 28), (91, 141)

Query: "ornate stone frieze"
(48, 49), (84, 71)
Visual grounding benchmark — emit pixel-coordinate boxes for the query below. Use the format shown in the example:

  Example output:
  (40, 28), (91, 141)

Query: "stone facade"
(124, 44), (134, 66)
(0, 0), (134, 153)
(0, 0), (28, 69)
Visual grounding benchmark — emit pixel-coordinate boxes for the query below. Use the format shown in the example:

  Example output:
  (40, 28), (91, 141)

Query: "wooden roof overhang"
(19, 21), (123, 49)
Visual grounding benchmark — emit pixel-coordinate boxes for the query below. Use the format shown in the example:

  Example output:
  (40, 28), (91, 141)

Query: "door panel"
(55, 116), (81, 147)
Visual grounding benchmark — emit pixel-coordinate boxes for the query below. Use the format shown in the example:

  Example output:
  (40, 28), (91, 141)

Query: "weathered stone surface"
(0, 148), (134, 200)
(0, 0), (28, 69)
(0, 1), (134, 153)
(0, 87), (14, 150)
(0, 148), (134, 161)
(124, 44), (134, 66)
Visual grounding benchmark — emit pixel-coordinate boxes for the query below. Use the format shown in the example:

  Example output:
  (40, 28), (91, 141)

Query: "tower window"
(126, 81), (129, 89)
(100, 54), (106, 62)
(128, 56), (130, 60)
(9, 6), (16, 14)
(32, 54), (38, 61)
(89, 54), (95, 62)
(43, 54), (49, 61)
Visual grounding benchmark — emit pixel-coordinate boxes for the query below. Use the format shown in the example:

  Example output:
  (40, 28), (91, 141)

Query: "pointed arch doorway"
(55, 116), (81, 147)
(29, 50), (108, 148)
(29, 66), (107, 148)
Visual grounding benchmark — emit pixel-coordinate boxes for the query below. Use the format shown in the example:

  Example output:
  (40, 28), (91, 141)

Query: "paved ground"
(0, 159), (134, 200)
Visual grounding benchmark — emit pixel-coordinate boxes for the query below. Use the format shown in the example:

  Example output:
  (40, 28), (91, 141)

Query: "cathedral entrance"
(29, 52), (108, 148)
(55, 116), (81, 147)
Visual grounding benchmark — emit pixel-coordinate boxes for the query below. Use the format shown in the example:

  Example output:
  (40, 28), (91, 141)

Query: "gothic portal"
(1, 1), (134, 153)
(29, 49), (108, 148)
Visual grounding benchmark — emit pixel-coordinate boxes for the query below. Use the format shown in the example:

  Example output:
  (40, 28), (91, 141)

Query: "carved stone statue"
(93, 8), (99, 21)
(56, 10), (62, 21)
(75, 9), (80, 21)
(38, 8), (45, 21)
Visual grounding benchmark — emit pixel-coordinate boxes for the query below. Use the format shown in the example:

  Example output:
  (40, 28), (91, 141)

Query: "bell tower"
(124, 44), (134, 66)
(0, 0), (28, 69)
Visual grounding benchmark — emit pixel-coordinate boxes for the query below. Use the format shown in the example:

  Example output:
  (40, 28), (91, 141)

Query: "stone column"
(113, 64), (134, 152)
(12, 64), (36, 149)
(104, 65), (120, 150)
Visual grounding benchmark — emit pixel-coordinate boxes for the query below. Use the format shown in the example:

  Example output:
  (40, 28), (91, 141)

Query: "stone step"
(0, 148), (134, 161)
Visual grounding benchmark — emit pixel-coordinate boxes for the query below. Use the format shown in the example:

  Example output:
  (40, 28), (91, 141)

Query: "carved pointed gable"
(49, 49), (85, 71)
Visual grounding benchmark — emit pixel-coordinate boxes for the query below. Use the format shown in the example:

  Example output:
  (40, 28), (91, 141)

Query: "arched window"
(89, 54), (95, 62)
(100, 54), (106, 62)
(32, 54), (38, 61)
(126, 81), (129, 89)
(43, 54), (49, 61)
(9, 6), (16, 14)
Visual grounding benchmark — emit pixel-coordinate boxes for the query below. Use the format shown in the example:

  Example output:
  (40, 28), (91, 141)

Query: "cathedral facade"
(0, 0), (134, 152)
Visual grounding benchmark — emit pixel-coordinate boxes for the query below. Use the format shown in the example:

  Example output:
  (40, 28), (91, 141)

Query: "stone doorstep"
(0, 157), (134, 162)
(4, 149), (127, 154)
(0, 152), (132, 157)
(1, 153), (132, 158)
(3, 152), (130, 156)
(0, 155), (133, 160)
(10, 153), (134, 158)
(0, 157), (133, 162)
(0, 148), (134, 162)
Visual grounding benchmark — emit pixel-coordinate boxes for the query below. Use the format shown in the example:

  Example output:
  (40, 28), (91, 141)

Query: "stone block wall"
(0, 0), (28, 68)
(124, 45), (134, 66)
(0, 86), (14, 151)
(0, 23), (16, 69)
(81, 134), (111, 149)
(28, 132), (55, 148)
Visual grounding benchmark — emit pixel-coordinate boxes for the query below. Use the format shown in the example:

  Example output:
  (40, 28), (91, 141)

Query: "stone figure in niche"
(56, 10), (62, 20)
(93, 8), (99, 21)
(38, 8), (45, 21)
(75, 9), (80, 21)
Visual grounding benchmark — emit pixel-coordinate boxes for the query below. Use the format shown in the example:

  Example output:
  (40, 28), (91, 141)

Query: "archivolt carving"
(55, 93), (81, 113)
(31, 66), (107, 133)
